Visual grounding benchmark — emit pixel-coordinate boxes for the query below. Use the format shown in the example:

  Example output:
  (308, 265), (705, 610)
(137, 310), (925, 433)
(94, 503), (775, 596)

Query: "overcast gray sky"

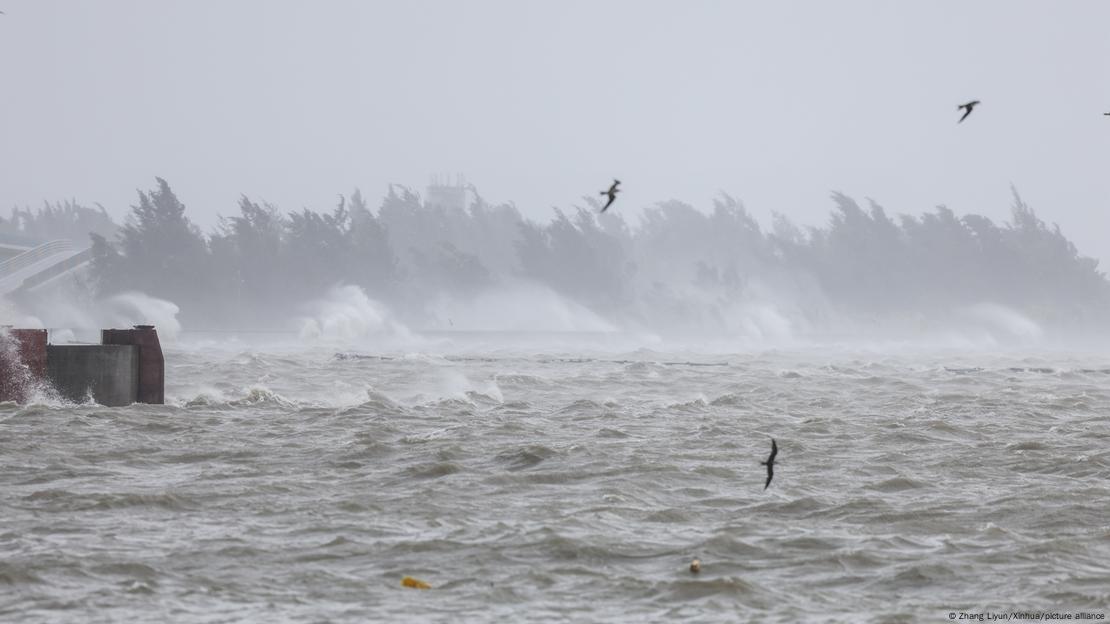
(1, 1), (1108, 261)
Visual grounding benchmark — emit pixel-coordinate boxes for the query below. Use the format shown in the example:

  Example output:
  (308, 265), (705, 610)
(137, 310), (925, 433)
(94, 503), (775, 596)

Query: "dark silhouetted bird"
(957, 100), (980, 123)
(600, 179), (620, 213)
(761, 438), (778, 490)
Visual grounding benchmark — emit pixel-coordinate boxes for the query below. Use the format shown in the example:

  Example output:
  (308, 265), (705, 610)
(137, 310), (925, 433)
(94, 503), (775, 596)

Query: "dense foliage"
(56, 178), (1110, 332)
(0, 201), (117, 246)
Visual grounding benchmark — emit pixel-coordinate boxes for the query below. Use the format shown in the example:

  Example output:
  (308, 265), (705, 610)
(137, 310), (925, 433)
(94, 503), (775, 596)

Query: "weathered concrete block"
(101, 325), (164, 404)
(46, 344), (139, 406)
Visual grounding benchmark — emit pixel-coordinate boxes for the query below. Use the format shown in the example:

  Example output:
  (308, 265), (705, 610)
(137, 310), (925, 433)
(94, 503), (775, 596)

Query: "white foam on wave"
(434, 367), (504, 404)
(0, 327), (68, 406)
(298, 285), (417, 346)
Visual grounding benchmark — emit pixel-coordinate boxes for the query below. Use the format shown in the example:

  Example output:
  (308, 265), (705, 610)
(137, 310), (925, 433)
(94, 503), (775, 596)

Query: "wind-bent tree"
(92, 179), (210, 306)
(73, 177), (1108, 335)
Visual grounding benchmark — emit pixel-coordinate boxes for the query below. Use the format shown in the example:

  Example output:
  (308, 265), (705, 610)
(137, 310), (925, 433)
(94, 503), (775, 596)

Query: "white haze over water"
(0, 278), (1076, 356)
(960, 303), (1045, 346)
(427, 282), (618, 333)
(283, 285), (1055, 354)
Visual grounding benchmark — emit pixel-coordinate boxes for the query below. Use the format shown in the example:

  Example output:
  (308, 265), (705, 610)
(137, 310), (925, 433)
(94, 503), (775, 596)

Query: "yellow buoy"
(689, 559), (701, 574)
(401, 576), (431, 589)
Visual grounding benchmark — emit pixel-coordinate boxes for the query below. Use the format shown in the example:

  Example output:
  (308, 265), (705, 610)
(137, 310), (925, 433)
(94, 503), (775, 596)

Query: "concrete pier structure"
(102, 325), (164, 404)
(0, 326), (164, 406)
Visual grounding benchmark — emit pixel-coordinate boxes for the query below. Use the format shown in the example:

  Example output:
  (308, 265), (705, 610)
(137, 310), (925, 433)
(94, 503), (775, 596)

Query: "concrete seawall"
(46, 344), (139, 406)
(0, 326), (164, 406)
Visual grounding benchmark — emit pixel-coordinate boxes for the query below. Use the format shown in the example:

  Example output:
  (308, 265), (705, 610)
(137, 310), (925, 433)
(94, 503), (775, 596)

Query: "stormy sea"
(2, 334), (1109, 623)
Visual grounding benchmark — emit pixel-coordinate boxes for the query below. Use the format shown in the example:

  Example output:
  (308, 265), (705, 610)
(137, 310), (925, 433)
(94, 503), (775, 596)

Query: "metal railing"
(13, 248), (94, 293)
(0, 240), (79, 279)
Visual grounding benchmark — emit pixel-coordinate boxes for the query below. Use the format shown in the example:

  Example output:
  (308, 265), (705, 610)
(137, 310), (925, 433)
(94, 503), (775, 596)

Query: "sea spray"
(298, 285), (415, 345)
(102, 292), (182, 341)
(0, 327), (61, 404)
(1, 290), (181, 341)
(961, 303), (1045, 345)
(0, 327), (34, 402)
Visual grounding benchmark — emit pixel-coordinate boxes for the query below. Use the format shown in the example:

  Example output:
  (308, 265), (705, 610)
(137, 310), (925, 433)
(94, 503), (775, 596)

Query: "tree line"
(15, 177), (1108, 333)
(1, 201), (117, 246)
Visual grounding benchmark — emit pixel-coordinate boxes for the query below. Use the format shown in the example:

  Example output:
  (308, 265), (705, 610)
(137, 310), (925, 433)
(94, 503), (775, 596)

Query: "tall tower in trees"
(425, 174), (469, 212)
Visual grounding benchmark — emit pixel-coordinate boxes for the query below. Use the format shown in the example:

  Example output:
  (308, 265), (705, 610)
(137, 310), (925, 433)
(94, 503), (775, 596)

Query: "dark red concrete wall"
(13, 329), (47, 379)
(0, 329), (48, 402)
(101, 325), (164, 404)
(0, 336), (19, 402)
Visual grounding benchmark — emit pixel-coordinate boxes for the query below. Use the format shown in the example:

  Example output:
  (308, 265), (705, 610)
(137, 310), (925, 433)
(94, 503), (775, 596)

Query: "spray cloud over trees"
(6, 178), (1108, 343)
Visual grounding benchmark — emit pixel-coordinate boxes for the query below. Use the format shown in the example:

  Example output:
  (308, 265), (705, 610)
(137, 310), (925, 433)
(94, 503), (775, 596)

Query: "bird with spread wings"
(761, 439), (778, 490)
(600, 179), (621, 213)
(957, 100), (980, 123)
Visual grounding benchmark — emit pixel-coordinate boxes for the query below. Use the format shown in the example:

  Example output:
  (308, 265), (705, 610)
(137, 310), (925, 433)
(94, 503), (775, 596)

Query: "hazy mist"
(2, 1), (1110, 347)
(1, 177), (1106, 350)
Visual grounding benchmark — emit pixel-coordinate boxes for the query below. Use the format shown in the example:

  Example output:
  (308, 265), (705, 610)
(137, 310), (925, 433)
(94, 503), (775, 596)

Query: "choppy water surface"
(3, 343), (1110, 622)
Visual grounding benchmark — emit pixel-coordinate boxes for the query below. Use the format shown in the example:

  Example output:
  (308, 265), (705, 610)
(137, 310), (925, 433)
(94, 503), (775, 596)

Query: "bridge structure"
(0, 242), (33, 262)
(0, 240), (93, 297)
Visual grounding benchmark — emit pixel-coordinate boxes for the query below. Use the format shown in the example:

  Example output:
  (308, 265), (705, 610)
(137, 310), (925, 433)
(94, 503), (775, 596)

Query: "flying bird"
(600, 179), (620, 213)
(957, 100), (980, 123)
(761, 438), (778, 490)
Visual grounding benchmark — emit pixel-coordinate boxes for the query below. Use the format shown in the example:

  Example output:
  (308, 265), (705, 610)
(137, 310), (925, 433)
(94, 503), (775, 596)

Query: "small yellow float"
(401, 576), (432, 589)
